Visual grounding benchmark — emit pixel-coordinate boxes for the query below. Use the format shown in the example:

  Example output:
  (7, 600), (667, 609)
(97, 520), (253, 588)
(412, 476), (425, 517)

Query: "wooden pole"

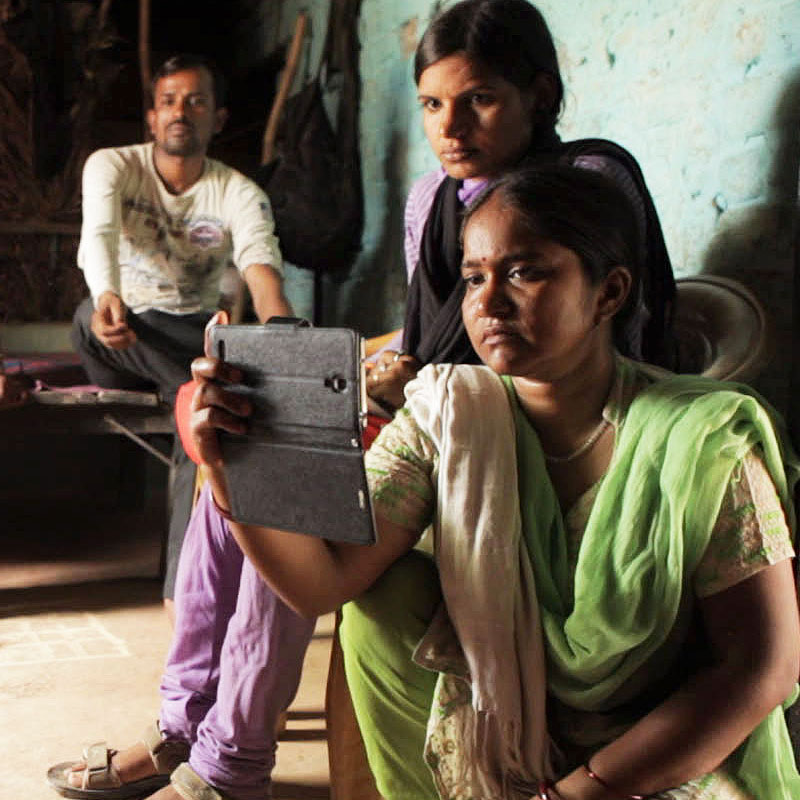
(138, 0), (151, 139)
(98, 0), (113, 29)
(261, 11), (308, 166)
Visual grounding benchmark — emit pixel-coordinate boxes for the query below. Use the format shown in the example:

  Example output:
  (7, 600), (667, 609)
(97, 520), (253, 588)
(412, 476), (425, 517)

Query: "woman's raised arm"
(225, 514), (422, 618)
(188, 317), (422, 618)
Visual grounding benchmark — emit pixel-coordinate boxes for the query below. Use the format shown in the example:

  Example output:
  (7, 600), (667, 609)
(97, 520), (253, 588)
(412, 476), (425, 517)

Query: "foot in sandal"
(46, 722), (189, 799)
(133, 764), (238, 800)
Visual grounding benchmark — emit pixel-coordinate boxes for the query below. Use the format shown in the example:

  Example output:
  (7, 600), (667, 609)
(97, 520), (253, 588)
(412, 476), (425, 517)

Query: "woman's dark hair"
(462, 164), (642, 348)
(151, 53), (227, 109)
(414, 0), (564, 135)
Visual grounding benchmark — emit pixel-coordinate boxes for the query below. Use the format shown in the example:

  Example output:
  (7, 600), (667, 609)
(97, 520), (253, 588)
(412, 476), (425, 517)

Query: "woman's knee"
(340, 549), (441, 653)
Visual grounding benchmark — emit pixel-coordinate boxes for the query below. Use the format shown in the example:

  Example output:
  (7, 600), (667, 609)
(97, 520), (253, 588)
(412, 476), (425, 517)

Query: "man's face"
(147, 67), (227, 157)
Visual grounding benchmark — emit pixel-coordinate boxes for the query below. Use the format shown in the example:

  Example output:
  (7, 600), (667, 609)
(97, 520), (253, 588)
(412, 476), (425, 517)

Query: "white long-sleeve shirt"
(78, 142), (282, 314)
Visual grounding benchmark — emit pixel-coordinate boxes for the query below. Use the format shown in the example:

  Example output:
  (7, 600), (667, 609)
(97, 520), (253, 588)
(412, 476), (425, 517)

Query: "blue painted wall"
(266, 0), (800, 408)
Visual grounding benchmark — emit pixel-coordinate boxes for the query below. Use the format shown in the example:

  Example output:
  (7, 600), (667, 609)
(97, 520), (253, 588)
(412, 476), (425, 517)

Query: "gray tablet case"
(208, 319), (375, 545)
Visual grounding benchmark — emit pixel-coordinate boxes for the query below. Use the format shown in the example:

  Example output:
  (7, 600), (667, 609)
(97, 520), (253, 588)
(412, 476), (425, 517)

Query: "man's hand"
(91, 291), (137, 349)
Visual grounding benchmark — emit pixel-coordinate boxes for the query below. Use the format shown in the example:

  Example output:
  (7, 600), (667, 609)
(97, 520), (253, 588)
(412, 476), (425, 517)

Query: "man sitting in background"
(71, 53), (291, 615)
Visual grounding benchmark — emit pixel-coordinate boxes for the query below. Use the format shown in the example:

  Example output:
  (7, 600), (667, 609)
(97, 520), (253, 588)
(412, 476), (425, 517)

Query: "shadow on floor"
(273, 781), (331, 799)
(0, 577), (163, 616)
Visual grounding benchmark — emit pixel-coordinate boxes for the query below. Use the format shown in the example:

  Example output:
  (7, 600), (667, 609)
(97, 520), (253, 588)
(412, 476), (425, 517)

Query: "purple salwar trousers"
(158, 483), (317, 800)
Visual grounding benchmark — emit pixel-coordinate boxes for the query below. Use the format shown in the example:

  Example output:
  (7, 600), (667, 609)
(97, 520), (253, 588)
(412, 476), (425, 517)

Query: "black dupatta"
(402, 138), (676, 369)
(402, 178), (480, 365)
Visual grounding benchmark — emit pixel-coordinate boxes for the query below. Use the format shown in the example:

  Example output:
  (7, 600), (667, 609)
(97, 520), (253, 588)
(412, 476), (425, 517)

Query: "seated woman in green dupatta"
(189, 164), (800, 800)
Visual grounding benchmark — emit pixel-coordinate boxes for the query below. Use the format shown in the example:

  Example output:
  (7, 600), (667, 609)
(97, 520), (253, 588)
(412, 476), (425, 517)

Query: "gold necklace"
(543, 418), (610, 464)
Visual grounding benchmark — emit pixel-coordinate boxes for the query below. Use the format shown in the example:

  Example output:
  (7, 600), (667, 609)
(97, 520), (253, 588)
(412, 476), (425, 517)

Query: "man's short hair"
(151, 54), (228, 108)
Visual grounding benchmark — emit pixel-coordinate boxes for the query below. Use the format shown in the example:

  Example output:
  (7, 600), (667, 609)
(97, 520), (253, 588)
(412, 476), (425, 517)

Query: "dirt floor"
(0, 508), (333, 800)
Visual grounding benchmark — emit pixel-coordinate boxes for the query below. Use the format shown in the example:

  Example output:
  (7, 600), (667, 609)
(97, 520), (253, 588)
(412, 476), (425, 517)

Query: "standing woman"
(368, 0), (674, 417)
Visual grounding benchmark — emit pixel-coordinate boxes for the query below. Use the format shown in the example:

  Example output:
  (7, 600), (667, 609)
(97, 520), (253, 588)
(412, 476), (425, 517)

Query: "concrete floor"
(0, 511), (333, 800)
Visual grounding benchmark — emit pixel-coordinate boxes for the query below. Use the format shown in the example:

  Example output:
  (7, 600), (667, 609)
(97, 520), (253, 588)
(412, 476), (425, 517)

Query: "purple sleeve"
(403, 170), (446, 285)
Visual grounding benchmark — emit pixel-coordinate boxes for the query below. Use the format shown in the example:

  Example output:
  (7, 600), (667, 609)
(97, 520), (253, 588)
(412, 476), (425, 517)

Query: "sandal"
(171, 763), (238, 800)
(47, 721), (190, 799)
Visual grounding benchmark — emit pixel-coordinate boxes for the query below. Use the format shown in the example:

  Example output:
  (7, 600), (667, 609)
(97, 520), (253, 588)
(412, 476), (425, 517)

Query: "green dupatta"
(505, 358), (800, 798)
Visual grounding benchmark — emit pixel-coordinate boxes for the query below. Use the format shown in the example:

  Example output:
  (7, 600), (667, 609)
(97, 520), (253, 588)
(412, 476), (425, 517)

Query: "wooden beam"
(0, 221), (81, 235)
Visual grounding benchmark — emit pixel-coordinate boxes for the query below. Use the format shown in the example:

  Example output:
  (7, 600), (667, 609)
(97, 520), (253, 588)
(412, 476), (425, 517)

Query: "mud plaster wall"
(268, 0), (800, 411)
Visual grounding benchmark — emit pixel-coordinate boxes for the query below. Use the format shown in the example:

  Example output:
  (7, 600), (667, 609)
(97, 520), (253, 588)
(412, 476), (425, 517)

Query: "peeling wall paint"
(271, 0), (800, 409)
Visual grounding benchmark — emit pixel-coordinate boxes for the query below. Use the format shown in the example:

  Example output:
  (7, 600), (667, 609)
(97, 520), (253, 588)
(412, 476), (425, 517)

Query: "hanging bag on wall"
(256, 0), (363, 274)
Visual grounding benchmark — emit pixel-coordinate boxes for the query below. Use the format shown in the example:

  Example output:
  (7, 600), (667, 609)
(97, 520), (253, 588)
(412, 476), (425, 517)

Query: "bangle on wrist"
(211, 491), (237, 523)
(583, 763), (645, 800)
(536, 779), (562, 799)
(537, 780), (551, 798)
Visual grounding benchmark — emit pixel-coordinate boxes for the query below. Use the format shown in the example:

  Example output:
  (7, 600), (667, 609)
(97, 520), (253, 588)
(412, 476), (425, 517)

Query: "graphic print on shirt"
(119, 196), (229, 313)
(189, 218), (225, 249)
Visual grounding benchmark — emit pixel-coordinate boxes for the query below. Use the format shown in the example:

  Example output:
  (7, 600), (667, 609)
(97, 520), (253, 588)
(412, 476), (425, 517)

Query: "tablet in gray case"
(208, 320), (375, 545)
